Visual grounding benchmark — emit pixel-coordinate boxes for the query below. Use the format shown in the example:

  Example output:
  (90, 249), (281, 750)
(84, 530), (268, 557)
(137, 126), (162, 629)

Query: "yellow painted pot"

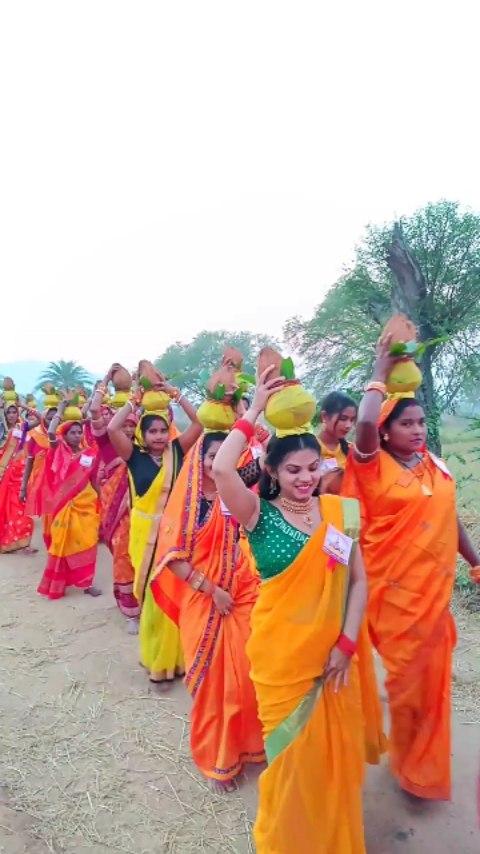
(110, 391), (131, 409)
(142, 390), (170, 412)
(197, 400), (235, 431)
(265, 382), (316, 431)
(386, 360), (422, 394)
(63, 406), (83, 422)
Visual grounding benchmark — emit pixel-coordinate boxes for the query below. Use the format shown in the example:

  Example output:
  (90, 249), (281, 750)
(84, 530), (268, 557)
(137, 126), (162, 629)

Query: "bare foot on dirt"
(150, 680), (174, 694)
(126, 617), (140, 635)
(209, 778), (238, 794)
(19, 547), (38, 555)
(84, 586), (102, 597)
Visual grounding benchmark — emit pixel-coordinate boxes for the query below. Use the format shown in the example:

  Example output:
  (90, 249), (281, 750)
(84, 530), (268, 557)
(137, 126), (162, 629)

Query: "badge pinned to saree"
(12, 428), (23, 439)
(79, 454), (94, 468)
(323, 524), (353, 567)
(320, 458), (339, 475)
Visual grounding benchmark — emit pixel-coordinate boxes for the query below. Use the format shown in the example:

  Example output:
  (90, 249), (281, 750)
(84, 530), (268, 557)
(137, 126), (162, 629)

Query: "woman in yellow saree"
(107, 378), (202, 686)
(213, 367), (385, 853)
(37, 403), (101, 599)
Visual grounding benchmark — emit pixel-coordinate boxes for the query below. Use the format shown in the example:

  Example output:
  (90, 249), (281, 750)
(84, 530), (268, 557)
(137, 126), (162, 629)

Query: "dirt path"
(1, 523), (479, 853)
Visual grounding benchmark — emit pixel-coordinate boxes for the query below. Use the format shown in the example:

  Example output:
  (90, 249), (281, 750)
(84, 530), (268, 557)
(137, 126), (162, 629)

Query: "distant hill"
(0, 361), (49, 395)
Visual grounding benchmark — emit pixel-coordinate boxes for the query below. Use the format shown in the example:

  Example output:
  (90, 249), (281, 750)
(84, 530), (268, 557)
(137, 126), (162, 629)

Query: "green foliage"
(285, 201), (480, 414)
(156, 330), (280, 401)
(35, 361), (93, 392)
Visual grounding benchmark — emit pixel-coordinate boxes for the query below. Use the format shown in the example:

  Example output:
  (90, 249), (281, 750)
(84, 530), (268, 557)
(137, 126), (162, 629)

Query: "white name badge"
(323, 524), (353, 567)
(12, 428), (23, 439)
(251, 446), (262, 460)
(429, 454), (451, 477)
(79, 454), (94, 468)
(220, 499), (231, 516)
(320, 457), (339, 474)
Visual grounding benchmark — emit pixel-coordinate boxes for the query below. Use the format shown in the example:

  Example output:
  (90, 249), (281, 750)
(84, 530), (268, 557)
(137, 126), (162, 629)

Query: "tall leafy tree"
(35, 360), (93, 391)
(156, 330), (280, 401)
(285, 201), (480, 452)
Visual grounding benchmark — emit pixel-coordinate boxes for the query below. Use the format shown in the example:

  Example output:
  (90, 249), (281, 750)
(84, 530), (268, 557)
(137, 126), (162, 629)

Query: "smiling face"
(65, 423), (83, 451)
(383, 403), (427, 456)
(272, 447), (322, 502)
(143, 417), (170, 455)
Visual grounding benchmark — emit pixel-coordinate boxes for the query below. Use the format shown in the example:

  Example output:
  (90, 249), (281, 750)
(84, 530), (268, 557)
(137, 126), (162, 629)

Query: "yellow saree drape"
(247, 495), (385, 854)
(128, 445), (184, 681)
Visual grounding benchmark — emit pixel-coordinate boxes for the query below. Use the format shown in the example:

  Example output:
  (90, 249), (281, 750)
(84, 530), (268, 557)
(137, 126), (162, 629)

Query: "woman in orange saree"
(346, 335), (480, 801)
(37, 403), (101, 600)
(20, 407), (58, 548)
(0, 404), (35, 554)
(213, 369), (385, 853)
(151, 432), (265, 790)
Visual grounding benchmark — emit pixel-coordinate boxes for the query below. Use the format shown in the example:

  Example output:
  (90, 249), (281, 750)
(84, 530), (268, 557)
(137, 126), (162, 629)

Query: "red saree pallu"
(101, 456), (139, 619)
(37, 440), (100, 600)
(0, 429), (34, 553)
(25, 425), (50, 516)
(152, 437), (265, 782)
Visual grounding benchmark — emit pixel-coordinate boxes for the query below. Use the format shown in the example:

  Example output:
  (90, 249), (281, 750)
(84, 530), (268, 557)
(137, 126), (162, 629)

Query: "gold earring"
(383, 433), (389, 441)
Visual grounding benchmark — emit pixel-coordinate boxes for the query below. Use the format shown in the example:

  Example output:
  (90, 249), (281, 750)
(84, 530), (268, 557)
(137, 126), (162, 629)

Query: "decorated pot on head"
(110, 364), (132, 409)
(137, 360), (171, 412)
(197, 347), (253, 431)
(41, 383), (61, 410)
(74, 387), (88, 408)
(197, 364), (239, 432)
(257, 347), (316, 436)
(25, 394), (38, 410)
(2, 377), (18, 405)
(382, 314), (423, 395)
(61, 390), (83, 422)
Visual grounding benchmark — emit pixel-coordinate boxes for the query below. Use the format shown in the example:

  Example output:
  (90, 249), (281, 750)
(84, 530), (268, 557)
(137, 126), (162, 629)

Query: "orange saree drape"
(246, 495), (385, 853)
(345, 450), (458, 800)
(152, 437), (265, 781)
(25, 424), (52, 547)
(0, 430), (33, 553)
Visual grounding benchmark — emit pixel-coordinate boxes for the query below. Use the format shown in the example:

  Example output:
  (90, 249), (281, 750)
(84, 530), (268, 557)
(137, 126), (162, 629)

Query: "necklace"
(391, 451), (423, 470)
(279, 496), (314, 527)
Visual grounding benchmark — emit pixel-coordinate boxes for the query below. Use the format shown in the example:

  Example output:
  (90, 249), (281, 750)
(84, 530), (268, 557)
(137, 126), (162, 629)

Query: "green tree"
(285, 201), (480, 453)
(35, 360), (93, 391)
(156, 330), (281, 401)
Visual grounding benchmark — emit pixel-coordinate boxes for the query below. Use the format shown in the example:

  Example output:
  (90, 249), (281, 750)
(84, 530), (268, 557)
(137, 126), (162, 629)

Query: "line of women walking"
(2, 331), (479, 853)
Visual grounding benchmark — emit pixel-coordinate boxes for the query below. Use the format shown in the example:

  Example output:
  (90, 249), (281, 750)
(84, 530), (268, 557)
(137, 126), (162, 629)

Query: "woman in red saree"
(152, 432), (265, 790)
(346, 335), (480, 800)
(20, 407), (58, 548)
(37, 400), (101, 600)
(0, 403), (35, 554)
(89, 384), (140, 629)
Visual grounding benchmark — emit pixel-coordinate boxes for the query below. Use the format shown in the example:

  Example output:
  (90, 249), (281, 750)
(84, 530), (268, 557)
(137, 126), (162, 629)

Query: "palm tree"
(35, 360), (93, 391)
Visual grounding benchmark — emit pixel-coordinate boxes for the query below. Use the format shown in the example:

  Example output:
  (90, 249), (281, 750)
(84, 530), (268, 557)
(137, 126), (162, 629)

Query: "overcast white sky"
(1, 1), (479, 374)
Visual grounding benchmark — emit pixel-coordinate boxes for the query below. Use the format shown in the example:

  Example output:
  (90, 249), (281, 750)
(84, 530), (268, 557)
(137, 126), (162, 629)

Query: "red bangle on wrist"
(336, 633), (357, 657)
(234, 418), (255, 441)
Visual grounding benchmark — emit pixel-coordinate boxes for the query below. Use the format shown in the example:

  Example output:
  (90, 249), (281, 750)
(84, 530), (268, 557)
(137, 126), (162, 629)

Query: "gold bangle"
(364, 381), (387, 395)
(190, 571), (206, 591)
